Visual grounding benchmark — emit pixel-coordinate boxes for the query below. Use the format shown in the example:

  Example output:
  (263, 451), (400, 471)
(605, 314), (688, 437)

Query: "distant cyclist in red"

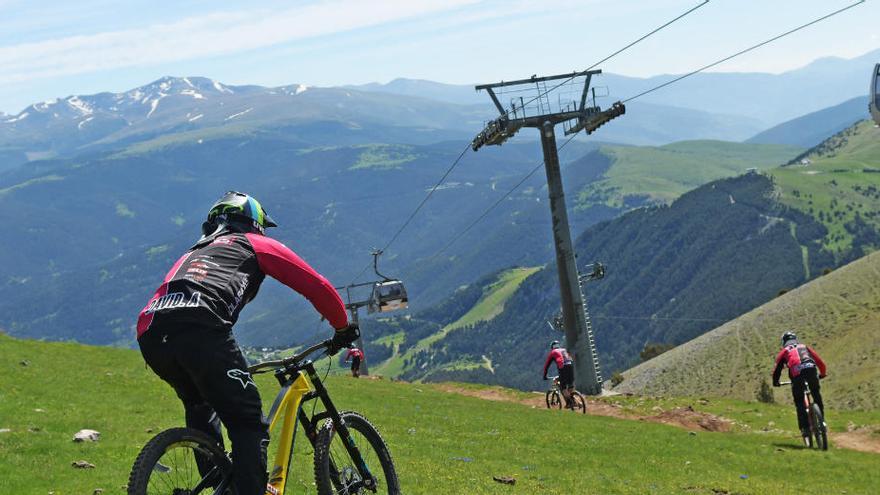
(543, 340), (574, 406)
(772, 331), (827, 439)
(345, 347), (364, 378)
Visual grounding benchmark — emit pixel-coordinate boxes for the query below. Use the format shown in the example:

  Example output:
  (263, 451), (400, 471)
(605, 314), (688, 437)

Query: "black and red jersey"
(137, 232), (347, 337)
(773, 343), (827, 382)
(543, 348), (573, 376)
(346, 348), (364, 361)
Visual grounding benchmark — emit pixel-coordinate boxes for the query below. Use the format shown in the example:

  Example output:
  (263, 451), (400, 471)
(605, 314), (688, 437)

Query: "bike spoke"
(326, 429), (383, 493)
(143, 442), (221, 494)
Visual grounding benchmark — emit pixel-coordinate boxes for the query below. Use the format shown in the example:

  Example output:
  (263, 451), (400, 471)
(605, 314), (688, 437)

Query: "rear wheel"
(810, 404), (828, 451)
(127, 427), (232, 495)
(569, 391), (586, 414)
(545, 390), (562, 409)
(314, 411), (400, 494)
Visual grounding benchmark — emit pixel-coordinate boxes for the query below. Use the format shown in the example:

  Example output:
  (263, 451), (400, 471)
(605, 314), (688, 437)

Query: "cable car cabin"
(368, 280), (408, 314)
(871, 64), (880, 126)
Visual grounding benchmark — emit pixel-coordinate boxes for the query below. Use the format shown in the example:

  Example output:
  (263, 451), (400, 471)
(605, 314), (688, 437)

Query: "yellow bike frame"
(250, 340), (378, 495)
(264, 371), (313, 495)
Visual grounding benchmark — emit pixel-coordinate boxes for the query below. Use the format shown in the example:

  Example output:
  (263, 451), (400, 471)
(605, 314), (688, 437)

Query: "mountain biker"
(345, 346), (364, 378)
(136, 191), (357, 495)
(772, 331), (827, 439)
(543, 340), (574, 406)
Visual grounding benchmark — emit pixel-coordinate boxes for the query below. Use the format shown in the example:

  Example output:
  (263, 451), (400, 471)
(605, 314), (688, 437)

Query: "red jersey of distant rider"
(346, 348), (364, 361)
(773, 343), (827, 381)
(543, 347), (573, 376)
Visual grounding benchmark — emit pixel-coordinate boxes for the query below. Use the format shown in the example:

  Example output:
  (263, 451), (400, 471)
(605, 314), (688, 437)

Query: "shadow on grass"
(771, 442), (813, 451)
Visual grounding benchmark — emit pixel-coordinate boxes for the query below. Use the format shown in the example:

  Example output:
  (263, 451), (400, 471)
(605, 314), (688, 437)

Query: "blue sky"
(0, 0), (877, 114)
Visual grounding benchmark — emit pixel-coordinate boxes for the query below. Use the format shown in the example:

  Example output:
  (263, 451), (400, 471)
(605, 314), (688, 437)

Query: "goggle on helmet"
(205, 191), (277, 235)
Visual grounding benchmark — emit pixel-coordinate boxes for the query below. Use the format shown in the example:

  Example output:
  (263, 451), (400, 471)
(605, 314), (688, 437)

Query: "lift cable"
(623, 0), (866, 103)
(429, 132), (580, 259)
(344, 2), (710, 282)
(586, 0), (710, 73)
(494, 0), (710, 122)
(592, 315), (729, 322)
(428, 0), (865, 258)
(346, 142), (472, 285)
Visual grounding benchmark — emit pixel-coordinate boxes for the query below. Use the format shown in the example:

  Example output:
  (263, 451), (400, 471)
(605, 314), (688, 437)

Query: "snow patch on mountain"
(181, 89), (205, 99)
(224, 108), (252, 121)
(146, 97), (162, 118)
(66, 96), (93, 116)
(188, 113), (203, 122)
(78, 117), (94, 130)
(5, 112), (29, 123)
(213, 80), (233, 94)
(35, 99), (59, 111)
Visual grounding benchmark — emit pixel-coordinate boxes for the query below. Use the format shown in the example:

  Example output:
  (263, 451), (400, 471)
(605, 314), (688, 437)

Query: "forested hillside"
(355, 122), (880, 392)
(361, 169), (879, 391)
(0, 118), (799, 348)
(771, 120), (880, 261)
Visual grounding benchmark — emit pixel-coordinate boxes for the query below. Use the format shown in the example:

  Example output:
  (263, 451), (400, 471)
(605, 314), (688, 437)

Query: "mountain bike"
(127, 338), (400, 494)
(545, 376), (586, 414)
(779, 379), (828, 451)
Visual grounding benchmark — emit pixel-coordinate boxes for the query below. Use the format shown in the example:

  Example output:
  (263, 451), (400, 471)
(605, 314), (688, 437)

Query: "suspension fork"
(304, 362), (378, 489)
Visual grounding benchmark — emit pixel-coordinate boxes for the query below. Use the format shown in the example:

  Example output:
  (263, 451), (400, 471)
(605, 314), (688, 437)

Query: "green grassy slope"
(373, 267), (539, 377)
(617, 250), (880, 410)
(577, 140), (801, 209)
(771, 120), (880, 256)
(1, 334), (879, 494)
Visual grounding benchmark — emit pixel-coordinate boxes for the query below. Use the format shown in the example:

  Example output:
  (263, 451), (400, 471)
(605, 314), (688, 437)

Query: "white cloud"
(0, 0), (477, 84)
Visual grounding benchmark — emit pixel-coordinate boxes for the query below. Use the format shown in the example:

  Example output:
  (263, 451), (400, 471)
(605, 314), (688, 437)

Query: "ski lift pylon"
(870, 63), (880, 126)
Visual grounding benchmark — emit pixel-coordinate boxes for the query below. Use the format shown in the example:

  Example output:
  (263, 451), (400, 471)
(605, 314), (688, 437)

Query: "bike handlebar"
(777, 375), (825, 386)
(248, 339), (331, 374)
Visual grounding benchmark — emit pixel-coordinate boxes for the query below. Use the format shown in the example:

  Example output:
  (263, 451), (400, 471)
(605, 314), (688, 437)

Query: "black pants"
(351, 357), (361, 377)
(139, 325), (269, 495)
(558, 364), (574, 390)
(791, 366), (824, 433)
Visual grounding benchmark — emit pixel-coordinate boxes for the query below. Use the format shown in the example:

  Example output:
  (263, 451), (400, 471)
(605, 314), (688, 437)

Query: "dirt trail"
(433, 384), (731, 432)
(433, 383), (880, 454)
(831, 428), (880, 454)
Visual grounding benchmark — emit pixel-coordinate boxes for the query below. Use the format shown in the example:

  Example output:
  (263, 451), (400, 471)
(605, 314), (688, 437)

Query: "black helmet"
(550, 340), (560, 350)
(781, 331), (797, 346)
(203, 191), (277, 235)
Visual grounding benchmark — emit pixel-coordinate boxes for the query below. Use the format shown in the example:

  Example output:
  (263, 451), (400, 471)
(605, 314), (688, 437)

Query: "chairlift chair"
(368, 280), (408, 314)
(871, 64), (880, 126)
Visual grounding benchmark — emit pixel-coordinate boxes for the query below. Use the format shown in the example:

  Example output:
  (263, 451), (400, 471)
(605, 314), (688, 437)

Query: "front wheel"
(545, 390), (562, 409)
(569, 391), (586, 414)
(314, 411), (400, 494)
(810, 404), (828, 451)
(127, 427), (232, 495)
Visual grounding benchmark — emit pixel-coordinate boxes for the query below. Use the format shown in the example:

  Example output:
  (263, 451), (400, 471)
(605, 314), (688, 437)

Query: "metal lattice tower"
(472, 72), (624, 395)
(579, 281), (602, 384)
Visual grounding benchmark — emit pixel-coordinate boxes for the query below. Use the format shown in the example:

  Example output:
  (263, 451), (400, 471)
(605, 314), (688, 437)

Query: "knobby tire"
(127, 427), (232, 495)
(313, 411), (400, 495)
(570, 391), (587, 414)
(810, 404), (828, 451)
